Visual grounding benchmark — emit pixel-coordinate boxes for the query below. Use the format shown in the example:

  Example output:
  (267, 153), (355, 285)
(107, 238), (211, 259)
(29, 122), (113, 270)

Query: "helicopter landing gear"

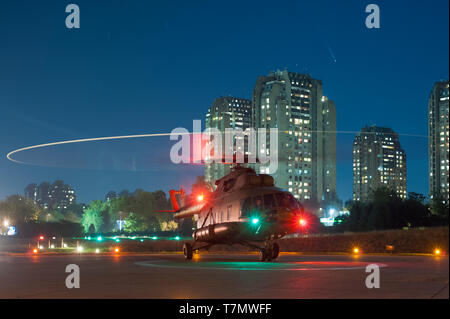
(271, 242), (280, 260)
(183, 242), (193, 260)
(259, 242), (280, 262)
(259, 248), (271, 261)
(244, 241), (279, 262)
(183, 242), (214, 260)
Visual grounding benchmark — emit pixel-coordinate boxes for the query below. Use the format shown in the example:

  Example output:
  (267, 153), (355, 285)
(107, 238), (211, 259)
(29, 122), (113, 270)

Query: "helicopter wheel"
(183, 242), (193, 260)
(259, 248), (272, 262)
(271, 242), (280, 260)
(259, 249), (267, 262)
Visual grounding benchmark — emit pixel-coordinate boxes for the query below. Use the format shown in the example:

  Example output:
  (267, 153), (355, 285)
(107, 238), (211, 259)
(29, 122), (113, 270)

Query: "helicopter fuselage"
(192, 187), (300, 244)
(169, 165), (306, 260)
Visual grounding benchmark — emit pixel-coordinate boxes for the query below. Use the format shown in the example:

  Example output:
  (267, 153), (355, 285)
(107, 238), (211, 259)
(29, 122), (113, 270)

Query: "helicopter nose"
(271, 208), (295, 223)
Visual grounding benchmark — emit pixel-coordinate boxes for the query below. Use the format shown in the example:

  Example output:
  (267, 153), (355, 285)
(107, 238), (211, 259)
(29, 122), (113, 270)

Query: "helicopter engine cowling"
(193, 222), (241, 242)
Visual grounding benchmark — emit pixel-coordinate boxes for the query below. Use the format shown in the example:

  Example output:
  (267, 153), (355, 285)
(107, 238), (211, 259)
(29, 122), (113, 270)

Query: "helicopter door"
(241, 197), (252, 217)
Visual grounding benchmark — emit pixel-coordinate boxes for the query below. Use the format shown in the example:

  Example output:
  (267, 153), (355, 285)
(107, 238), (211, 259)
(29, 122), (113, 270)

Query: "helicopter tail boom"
(173, 203), (205, 219)
(158, 188), (185, 213)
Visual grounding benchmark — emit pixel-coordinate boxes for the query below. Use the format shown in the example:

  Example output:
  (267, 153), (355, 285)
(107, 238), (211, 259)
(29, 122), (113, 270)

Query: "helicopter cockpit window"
(263, 194), (276, 208)
(275, 193), (298, 211)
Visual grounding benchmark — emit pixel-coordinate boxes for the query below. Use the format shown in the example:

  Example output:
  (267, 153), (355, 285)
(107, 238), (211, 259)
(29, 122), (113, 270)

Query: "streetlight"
(3, 220), (9, 227)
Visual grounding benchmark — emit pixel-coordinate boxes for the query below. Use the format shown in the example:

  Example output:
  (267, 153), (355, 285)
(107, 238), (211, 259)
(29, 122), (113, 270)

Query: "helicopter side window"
(275, 193), (298, 210)
(241, 197), (252, 216)
(263, 194), (276, 209)
(253, 196), (263, 211)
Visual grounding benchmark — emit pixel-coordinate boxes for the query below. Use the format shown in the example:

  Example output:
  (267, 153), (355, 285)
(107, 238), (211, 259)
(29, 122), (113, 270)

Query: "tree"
(62, 203), (84, 223)
(161, 220), (178, 231)
(335, 188), (442, 233)
(179, 217), (194, 236)
(38, 209), (64, 222)
(64, 211), (81, 223)
(0, 195), (41, 223)
(402, 196), (430, 227)
(81, 200), (105, 233)
(119, 190), (130, 198)
(123, 213), (147, 233)
(66, 203), (84, 216)
(408, 192), (427, 204)
(100, 190), (173, 232)
(430, 192), (449, 221)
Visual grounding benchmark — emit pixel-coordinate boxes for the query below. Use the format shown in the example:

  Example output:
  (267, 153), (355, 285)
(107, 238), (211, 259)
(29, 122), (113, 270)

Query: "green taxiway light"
(175, 236), (180, 240)
(251, 218), (260, 225)
(140, 239), (144, 242)
(152, 236), (158, 240)
(115, 239), (121, 243)
(97, 236), (103, 241)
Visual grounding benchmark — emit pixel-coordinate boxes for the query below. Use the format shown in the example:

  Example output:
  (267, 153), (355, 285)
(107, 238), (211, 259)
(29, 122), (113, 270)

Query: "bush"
(14, 221), (83, 238)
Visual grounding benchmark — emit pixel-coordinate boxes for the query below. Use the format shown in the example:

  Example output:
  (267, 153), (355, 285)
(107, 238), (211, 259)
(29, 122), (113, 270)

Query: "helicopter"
(161, 161), (310, 262)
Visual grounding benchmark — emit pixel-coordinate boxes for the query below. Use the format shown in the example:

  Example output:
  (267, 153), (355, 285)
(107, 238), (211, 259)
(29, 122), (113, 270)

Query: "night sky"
(0, 0), (448, 204)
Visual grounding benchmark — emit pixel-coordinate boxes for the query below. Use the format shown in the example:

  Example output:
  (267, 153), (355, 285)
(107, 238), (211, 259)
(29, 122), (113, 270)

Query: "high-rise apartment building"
(353, 126), (407, 202)
(24, 180), (76, 210)
(252, 70), (337, 204)
(205, 97), (252, 184)
(24, 183), (39, 202)
(428, 81), (449, 204)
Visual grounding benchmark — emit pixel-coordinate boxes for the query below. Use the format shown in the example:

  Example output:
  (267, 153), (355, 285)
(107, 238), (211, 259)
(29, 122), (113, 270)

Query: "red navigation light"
(299, 218), (307, 227)
(197, 194), (204, 202)
(39, 235), (44, 240)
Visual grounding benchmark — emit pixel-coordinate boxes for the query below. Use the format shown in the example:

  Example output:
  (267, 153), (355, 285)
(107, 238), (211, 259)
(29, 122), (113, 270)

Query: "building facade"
(252, 70), (337, 205)
(428, 81), (449, 204)
(24, 183), (39, 202)
(353, 126), (407, 202)
(24, 180), (76, 210)
(205, 96), (252, 184)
